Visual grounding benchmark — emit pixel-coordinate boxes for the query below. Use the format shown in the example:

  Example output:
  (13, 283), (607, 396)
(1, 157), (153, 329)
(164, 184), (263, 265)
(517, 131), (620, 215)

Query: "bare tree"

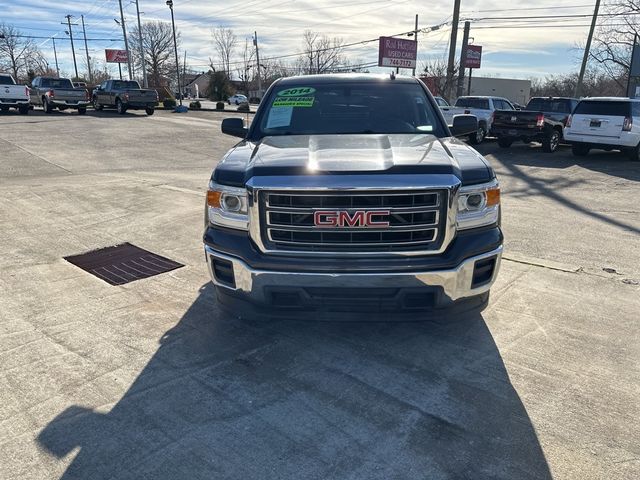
(301, 30), (346, 74)
(130, 21), (179, 87)
(212, 27), (237, 76)
(235, 38), (255, 95)
(420, 57), (458, 99)
(0, 23), (47, 81)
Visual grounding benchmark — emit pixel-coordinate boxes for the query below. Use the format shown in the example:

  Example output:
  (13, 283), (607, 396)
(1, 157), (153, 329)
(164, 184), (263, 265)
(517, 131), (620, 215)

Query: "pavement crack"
(0, 136), (73, 174)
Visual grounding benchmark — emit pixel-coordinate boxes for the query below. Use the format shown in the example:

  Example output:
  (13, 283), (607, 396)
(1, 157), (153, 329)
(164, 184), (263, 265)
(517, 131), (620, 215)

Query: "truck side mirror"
(450, 114), (478, 137)
(221, 118), (248, 138)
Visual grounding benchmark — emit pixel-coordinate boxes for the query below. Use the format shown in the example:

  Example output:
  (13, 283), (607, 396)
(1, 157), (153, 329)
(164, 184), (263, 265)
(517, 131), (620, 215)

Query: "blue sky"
(0, 0), (598, 80)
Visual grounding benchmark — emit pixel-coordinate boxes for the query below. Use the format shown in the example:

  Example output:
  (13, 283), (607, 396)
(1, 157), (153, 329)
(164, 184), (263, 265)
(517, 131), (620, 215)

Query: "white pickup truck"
(0, 74), (30, 114)
(440, 96), (515, 144)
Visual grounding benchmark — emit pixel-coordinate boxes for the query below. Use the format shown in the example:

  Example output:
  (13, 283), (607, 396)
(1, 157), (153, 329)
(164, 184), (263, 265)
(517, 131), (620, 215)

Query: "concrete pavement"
(0, 109), (638, 479)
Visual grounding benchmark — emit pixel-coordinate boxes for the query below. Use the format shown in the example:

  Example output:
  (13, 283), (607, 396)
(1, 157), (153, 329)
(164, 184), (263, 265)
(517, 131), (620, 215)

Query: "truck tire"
(43, 97), (53, 114)
(78, 108), (86, 115)
(93, 98), (103, 111)
(627, 143), (640, 161)
(572, 143), (590, 157)
(0, 106), (8, 113)
(497, 137), (513, 148)
(116, 99), (127, 115)
(468, 124), (486, 145)
(542, 129), (561, 153)
(145, 107), (155, 116)
(18, 105), (29, 115)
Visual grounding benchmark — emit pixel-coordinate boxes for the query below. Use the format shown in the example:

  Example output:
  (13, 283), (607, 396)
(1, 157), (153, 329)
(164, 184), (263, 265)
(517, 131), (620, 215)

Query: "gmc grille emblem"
(313, 210), (390, 228)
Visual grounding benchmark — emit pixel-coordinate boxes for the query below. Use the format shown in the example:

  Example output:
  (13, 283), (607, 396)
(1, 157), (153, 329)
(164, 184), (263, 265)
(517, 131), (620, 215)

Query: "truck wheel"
(18, 105), (29, 115)
(497, 137), (513, 148)
(468, 125), (486, 145)
(43, 98), (53, 114)
(572, 143), (590, 157)
(93, 98), (103, 111)
(627, 143), (640, 161)
(116, 99), (127, 115)
(145, 107), (155, 116)
(542, 130), (561, 153)
(78, 108), (86, 115)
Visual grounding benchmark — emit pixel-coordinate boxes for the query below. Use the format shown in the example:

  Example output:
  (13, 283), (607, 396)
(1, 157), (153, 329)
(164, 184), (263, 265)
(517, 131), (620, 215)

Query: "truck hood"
(213, 134), (493, 186)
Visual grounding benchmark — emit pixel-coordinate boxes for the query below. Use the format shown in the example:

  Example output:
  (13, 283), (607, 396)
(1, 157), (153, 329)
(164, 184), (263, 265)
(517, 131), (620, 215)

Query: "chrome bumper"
(50, 100), (90, 107)
(205, 245), (502, 304)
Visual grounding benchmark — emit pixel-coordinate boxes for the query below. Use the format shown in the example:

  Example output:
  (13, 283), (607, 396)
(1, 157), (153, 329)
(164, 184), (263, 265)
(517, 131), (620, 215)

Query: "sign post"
(378, 36), (417, 71)
(464, 45), (482, 96)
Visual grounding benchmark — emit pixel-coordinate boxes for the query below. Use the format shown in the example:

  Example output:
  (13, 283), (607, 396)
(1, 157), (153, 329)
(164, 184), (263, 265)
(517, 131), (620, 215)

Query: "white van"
(564, 97), (640, 160)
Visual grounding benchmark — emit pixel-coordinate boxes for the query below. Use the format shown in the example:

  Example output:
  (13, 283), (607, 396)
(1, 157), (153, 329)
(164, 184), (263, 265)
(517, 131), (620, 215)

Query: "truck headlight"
(456, 181), (500, 230)
(206, 181), (248, 230)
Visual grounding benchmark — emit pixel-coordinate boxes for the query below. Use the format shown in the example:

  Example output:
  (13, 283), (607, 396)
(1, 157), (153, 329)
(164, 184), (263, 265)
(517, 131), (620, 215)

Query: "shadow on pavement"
(38, 283), (551, 479)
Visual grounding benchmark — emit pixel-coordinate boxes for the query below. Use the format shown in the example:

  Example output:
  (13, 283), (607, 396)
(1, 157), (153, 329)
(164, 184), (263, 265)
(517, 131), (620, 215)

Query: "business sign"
(105, 49), (129, 63)
(464, 45), (482, 69)
(378, 36), (417, 69)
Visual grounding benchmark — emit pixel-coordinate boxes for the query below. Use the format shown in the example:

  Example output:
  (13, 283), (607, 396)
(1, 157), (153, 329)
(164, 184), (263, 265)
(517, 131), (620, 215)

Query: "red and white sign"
(314, 210), (390, 228)
(105, 49), (129, 63)
(378, 36), (417, 69)
(464, 45), (482, 69)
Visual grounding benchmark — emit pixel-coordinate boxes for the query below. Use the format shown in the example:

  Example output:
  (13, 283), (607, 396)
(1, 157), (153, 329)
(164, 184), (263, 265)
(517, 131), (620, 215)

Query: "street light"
(166, 0), (186, 112)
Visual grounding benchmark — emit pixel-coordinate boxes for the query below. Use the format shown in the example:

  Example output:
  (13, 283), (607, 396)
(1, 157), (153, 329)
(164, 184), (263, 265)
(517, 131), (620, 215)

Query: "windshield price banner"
(378, 36), (417, 69)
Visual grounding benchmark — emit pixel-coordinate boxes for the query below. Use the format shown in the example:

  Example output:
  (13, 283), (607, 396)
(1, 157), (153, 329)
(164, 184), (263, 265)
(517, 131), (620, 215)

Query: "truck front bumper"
(204, 243), (502, 314)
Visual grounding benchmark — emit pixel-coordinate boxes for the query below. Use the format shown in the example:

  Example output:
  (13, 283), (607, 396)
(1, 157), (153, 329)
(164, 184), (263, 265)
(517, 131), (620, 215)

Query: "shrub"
(163, 98), (176, 109)
(237, 102), (250, 112)
(189, 100), (202, 110)
(216, 101), (225, 110)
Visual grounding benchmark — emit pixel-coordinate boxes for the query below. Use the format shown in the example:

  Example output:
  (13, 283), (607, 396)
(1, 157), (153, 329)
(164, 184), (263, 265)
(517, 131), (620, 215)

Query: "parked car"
(492, 97), (578, 153)
(441, 96), (515, 144)
(204, 74), (502, 318)
(228, 94), (248, 105)
(434, 96), (450, 108)
(564, 97), (640, 160)
(93, 80), (158, 115)
(0, 73), (30, 114)
(30, 77), (90, 114)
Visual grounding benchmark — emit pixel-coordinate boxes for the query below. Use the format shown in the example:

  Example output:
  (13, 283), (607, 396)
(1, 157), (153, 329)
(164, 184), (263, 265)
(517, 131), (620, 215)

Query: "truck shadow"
(37, 283), (551, 479)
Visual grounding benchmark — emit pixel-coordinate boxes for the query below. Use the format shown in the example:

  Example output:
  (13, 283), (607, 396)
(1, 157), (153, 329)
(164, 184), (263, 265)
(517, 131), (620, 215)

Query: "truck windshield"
(454, 97), (490, 109)
(0, 75), (16, 85)
(112, 81), (141, 89)
(254, 82), (445, 138)
(40, 78), (73, 89)
(526, 98), (572, 113)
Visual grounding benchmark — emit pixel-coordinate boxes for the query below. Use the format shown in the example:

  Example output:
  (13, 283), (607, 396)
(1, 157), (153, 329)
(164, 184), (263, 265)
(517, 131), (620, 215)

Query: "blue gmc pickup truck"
(203, 74), (503, 318)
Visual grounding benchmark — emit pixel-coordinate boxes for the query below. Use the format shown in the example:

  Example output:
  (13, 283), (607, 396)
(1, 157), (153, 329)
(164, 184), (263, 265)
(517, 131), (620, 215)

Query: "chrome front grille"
(259, 190), (447, 253)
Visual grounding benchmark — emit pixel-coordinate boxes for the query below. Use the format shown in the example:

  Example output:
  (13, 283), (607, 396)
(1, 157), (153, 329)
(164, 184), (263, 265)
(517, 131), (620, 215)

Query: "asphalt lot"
(0, 108), (639, 479)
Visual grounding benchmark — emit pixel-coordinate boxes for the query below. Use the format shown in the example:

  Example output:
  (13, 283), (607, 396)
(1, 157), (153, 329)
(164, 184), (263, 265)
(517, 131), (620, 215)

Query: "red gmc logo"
(313, 210), (390, 228)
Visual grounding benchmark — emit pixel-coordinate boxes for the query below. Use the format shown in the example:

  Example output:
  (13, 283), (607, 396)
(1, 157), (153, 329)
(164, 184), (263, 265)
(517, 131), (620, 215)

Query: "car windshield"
(112, 81), (140, 89)
(574, 101), (631, 116)
(0, 75), (16, 85)
(526, 98), (572, 113)
(454, 97), (490, 109)
(255, 81), (444, 138)
(40, 78), (73, 88)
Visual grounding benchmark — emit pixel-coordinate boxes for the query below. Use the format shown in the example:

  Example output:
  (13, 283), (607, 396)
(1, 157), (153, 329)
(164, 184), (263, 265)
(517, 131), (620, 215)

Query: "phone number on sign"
(381, 58), (416, 68)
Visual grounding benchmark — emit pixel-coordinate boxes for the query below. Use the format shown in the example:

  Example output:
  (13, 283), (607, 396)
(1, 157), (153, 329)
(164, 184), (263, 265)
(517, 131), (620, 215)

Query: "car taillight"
(623, 116), (632, 131)
(25, 86), (29, 97)
(536, 113), (544, 127)
(491, 111), (495, 122)
(123, 93), (129, 101)
(464, 109), (470, 114)
(565, 115), (572, 128)
(47, 89), (54, 98)
(85, 89), (90, 101)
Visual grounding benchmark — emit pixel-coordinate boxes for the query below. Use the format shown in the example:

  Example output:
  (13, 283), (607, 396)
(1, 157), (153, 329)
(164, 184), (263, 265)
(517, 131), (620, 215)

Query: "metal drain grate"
(64, 243), (184, 286)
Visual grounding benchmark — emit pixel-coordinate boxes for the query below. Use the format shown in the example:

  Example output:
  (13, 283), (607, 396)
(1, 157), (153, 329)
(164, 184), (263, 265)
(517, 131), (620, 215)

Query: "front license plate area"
(508, 129), (518, 136)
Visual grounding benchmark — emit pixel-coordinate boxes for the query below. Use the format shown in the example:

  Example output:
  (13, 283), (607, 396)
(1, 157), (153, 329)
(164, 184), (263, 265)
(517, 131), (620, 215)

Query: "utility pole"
(52, 37), (60, 77)
(64, 15), (79, 79)
(575, 0), (601, 97)
(117, 0), (133, 80)
(445, 0), (461, 101)
(412, 14), (419, 77)
(81, 15), (92, 83)
(166, 0), (182, 107)
(254, 31), (262, 98)
(456, 21), (470, 98)
(135, 0), (147, 87)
